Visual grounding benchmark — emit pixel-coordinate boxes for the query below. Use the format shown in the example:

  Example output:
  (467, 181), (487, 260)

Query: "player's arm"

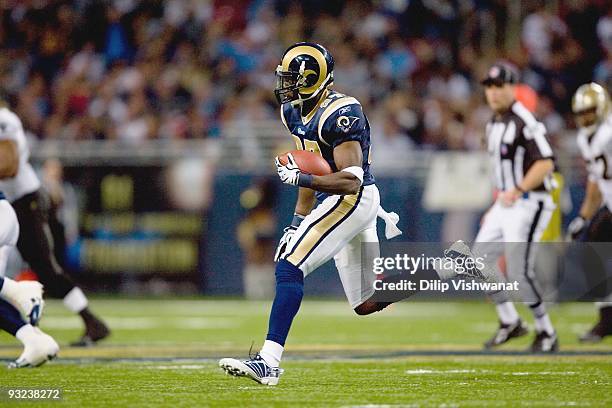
(294, 187), (316, 216)
(578, 179), (602, 220)
(499, 158), (553, 206)
(568, 179), (602, 240)
(276, 143), (362, 195)
(309, 141), (362, 195)
(0, 140), (18, 178)
(517, 158), (554, 192)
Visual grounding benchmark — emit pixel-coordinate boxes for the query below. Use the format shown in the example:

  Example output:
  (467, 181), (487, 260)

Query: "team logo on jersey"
(338, 106), (351, 115)
(297, 128), (306, 135)
(336, 116), (359, 133)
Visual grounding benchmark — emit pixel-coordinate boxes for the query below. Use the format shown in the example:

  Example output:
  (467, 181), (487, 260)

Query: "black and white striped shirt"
(485, 101), (555, 192)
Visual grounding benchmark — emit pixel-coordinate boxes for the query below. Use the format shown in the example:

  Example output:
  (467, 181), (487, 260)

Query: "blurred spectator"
(0, 0), (608, 149)
(522, 2), (568, 70)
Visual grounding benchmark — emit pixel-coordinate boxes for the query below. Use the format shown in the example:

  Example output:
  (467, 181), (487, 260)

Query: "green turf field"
(1, 299), (610, 407)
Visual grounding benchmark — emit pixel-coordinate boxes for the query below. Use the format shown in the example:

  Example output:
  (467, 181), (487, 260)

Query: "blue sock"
(265, 259), (304, 346)
(0, 298), (26, 336)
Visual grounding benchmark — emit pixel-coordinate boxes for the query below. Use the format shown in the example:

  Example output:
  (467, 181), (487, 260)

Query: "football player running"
(0, 189), (58, 368)
(219, 43), (487, 385)
(0, 103), (109, 346)
(568, 82), (612, 342)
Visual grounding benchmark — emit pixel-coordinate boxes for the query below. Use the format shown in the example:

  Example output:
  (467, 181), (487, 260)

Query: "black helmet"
(274, 42), (334, 105)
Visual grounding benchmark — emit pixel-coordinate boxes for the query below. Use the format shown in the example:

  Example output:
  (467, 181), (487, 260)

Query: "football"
(278, 150), (333, 176)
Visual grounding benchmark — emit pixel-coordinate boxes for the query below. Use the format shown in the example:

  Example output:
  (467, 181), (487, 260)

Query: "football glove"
(275, 153), (301, 186)
(274, 226), (297, 262)
(567, 216), (586, 241)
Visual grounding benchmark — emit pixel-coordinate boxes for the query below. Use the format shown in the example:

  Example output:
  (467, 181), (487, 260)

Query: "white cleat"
(436, 240), (496, 282)
(8, 327), (59, 368)
(219, 354), (283, 386)
(6, 280), (45, 326)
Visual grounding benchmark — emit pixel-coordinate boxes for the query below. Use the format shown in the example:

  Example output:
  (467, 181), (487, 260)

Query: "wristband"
(297, 173), (314, 188)
(291, 213), (305, 227)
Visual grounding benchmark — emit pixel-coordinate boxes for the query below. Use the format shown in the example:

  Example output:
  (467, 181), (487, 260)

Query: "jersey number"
(589, 154), (610, 180)
(292, 135), (322, 156)
(293, 134), (372, 165)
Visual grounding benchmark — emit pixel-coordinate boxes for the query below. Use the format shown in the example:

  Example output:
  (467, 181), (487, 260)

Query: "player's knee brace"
(275, 259), (304, 285)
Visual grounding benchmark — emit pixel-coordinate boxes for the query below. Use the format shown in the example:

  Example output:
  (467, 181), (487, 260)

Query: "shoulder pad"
(317, 96), (361, 146)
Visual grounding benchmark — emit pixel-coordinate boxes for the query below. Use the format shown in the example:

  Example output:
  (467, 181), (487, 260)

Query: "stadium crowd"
(0, 0), (610, 151)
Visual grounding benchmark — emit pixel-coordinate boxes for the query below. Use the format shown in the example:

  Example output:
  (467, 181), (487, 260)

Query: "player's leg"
(471, 204), (529, 348)
(334, 218), (382, 314)
(333, 222), (422, 315)
(0, 299), (59, 368)
(261, 191), (368, 366)
(0, 249), (44, 326)
(220, 186), (378, 385)
(504, 199), (557, 352)
(268, 186), (377, 357)
(579, 206), (612, 342)
(11, 191), (110, 345)
(0, 200), (44, 325)
(0, 201), (58, 367)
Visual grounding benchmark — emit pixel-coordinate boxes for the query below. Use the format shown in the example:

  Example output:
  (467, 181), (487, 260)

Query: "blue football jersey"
(280, 91), (375, 200)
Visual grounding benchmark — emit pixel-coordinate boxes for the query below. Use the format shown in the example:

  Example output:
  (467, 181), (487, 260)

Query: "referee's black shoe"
(70, 310), (111, 347)
(484, 319), (528, 349)
(529, 331), (559, 353)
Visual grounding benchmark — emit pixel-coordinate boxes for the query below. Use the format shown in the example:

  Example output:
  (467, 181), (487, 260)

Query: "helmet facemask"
(574, 107), (598, 130)
(274, 62), (307, 105)
(275, 43), (335, 106)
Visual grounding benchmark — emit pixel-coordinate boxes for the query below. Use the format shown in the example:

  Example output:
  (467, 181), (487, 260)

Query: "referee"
(473, 62), (558, 352)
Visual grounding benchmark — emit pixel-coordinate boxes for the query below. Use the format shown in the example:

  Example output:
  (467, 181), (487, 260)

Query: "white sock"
(0, 276), (20, 301)
(260, 340), (283, 367)
(533, 314), (555, 335)
(496, 302), (520, 325)
(15, 324), (37, 345)
(530, 303), (554, 335)
(63, 287), (89, 313)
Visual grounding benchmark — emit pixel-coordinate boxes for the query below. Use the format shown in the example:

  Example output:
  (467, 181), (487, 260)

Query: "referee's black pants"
(12, 190), (76, 299)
